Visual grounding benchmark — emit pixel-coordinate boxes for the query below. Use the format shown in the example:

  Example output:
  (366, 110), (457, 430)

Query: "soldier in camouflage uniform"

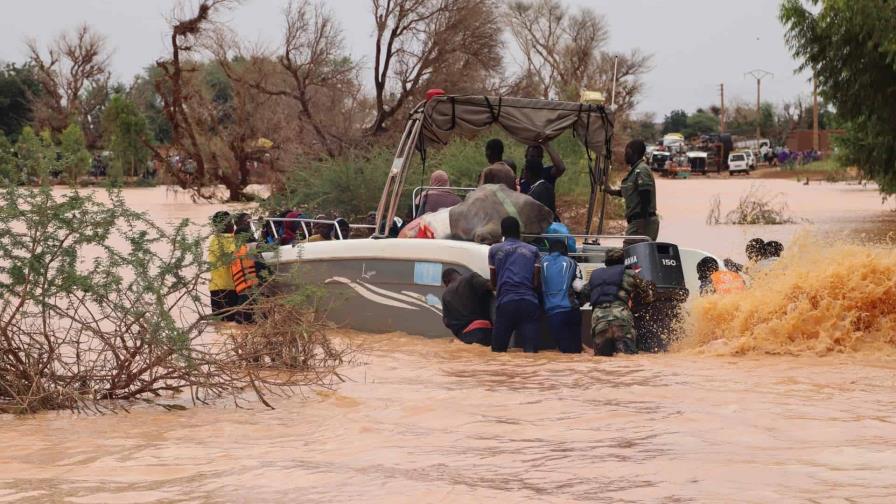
(606, 139), (658, 248)
(583, 248), (654, 356)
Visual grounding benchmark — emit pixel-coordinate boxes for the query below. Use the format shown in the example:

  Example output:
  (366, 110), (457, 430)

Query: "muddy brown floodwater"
(2, 180), (896, 503)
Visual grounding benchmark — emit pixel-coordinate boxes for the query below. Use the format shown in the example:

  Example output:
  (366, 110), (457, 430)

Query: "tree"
(154, 0), (283, 201)
(662, 109), (688, 134)
(15, 126), (56, 183)
(780, 0), (896, 192)
(213, 0), (363, 158)
(130, 68), (173, 145)
(684, 110), (719, 138)
(26, 25), (112, 148)
(103, 94), (151, 179)
(506, 0), (651, 114)
(368, 0), (503, 135)
(625, 112), (658, 143)
(0, 135), (16, 182)
(0, 63), (40, 141)
(59, 123), (90, 184)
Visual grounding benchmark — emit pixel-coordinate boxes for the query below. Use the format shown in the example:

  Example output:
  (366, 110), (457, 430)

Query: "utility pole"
(812, 76), (820, 151)
(719, 83), (726, 133)
(745, 69), (773, 143)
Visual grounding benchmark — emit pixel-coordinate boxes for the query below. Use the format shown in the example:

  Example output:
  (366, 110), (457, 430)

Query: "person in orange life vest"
(230, 213), (268, 324)
(697, 256), (745, 296)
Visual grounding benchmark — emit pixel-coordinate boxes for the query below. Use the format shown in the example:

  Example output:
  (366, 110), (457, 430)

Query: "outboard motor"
(624, 242), (689, 352)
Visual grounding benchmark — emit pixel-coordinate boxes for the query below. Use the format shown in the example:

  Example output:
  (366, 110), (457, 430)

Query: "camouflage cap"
(605, 248), (625, 263)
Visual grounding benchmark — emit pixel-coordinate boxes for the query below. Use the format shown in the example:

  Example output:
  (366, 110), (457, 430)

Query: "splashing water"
(678, 234), (896, 355)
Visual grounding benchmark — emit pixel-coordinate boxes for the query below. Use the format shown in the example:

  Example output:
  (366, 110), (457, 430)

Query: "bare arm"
(533, 264), (542, 290)
(544, 142), (566, 178)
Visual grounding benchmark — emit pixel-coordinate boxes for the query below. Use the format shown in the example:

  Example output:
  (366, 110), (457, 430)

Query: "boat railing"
(255, 217), (374, 242)
(522, 233), (651, 259)
(410, 186), (477, 218)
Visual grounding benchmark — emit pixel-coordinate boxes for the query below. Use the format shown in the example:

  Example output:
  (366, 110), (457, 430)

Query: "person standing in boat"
(582, 248), (653, 356)
(478, 138), (517, 191)
(489, 216), (542, 353)
(606, 139), (658, 246)
(440, 268), (494, 346)
(525, 157), (557, 219)
(519, 142), (566, 194)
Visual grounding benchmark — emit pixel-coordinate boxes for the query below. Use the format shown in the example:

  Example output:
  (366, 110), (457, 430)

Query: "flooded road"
(2, 180), (896, 503)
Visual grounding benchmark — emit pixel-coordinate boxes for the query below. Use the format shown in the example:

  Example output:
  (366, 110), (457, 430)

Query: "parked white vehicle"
(728, 152), (750, 175)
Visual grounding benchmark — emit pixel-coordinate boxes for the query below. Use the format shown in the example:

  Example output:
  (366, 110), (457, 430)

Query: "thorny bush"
(0, 185), (345, 414)
(706, 185), (800, 226)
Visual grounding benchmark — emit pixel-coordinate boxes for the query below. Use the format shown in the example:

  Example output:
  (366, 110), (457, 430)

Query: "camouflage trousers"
(591, 303), (637, 356)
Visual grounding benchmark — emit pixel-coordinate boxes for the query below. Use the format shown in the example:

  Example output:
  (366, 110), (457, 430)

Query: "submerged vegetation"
(0, 184), (345, 414)
(706, 185), (800, 226)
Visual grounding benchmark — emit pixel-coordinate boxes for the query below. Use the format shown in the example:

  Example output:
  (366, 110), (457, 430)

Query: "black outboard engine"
(624, 242), (689, 352)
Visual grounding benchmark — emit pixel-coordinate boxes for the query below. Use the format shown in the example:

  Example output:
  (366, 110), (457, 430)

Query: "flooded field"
(2, 179), (896, 503)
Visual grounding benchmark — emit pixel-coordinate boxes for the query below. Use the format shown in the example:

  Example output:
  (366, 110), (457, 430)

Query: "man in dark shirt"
(478, 138), (517, 191)
(488, 216), (542, 352)
(525, 158), (557, 218)
(440, 268), (493, 346)
(519, 142), (566, 194)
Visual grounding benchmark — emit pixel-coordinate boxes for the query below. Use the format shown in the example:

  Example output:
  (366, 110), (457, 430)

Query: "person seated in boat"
(746, 238), (765, 265)
(525, 157), (557, 218)
(519, 143), (566, 194)
(416, 170), (463, 215)
(540, 239), (584, 353)
(755, 240), (783, 272)
(279, 210), (305, 245)
(697, 256), (746, 296)
(717, 238), (765, 286)
(697, 257), (718, 296)
(478, 138), (517, 191)
(307, 215), (333, 242)
(440, 268), (493, 346)
(489, 216), (542, 353)
(208, 211), (238, 322)
(582, 248), (654, 356)
(331, 218), (351, 240)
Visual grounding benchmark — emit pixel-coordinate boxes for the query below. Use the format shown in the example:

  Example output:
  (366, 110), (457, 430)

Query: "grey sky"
(0, 0), (810, 118)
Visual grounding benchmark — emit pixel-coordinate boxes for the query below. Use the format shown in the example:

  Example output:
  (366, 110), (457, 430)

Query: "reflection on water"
(1, 182), (896, 503)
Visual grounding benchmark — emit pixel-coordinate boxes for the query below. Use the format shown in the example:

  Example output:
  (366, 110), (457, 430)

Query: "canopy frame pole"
(373, 104), (425, 237)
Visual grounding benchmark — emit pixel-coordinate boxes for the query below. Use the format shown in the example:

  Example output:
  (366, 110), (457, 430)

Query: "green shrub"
(273, 130), (608, 221)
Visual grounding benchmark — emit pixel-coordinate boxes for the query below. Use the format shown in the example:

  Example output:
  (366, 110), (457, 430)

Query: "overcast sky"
(0, 0), (811, 119)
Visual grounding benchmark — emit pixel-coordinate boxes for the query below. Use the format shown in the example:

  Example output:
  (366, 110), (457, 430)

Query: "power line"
(744, 69), (773, 142)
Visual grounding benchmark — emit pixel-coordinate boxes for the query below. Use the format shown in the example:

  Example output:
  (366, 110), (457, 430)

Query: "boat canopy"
(374, 94), (615, 238)
(420, 95), (613, 154)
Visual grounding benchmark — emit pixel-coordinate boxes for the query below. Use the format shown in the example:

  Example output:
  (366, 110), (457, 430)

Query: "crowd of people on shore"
(767, 148), (822, 168)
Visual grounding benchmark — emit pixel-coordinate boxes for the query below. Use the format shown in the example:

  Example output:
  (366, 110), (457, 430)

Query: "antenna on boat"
(610, 56), (619, 108)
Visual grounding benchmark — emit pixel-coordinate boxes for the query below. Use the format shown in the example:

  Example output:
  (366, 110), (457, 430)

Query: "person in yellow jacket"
(208, 211), (238, 321)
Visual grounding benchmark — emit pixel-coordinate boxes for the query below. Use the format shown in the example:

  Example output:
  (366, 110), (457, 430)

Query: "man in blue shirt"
(488, 216), (542, 352)
(540, 240), (584, 353)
